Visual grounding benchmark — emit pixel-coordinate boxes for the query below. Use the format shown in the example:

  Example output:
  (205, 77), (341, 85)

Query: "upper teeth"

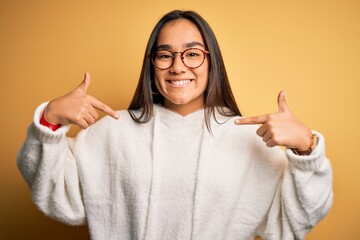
(170, 80), (191, 85)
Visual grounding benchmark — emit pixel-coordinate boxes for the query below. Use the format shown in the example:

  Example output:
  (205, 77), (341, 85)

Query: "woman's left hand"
(235, 90), (313, 151)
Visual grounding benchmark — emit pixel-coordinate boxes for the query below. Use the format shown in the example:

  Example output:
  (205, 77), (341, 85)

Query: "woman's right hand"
(43, 72), (119, 129)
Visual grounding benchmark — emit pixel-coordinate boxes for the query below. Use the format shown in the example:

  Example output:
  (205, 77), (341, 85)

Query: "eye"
(188, 52), (200, 57)
(155, 50), (173, 59)
(184, 49), (202, 58)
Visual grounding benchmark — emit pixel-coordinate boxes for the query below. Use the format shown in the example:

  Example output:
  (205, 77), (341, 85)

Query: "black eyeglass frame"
(150, 48), (210, 70)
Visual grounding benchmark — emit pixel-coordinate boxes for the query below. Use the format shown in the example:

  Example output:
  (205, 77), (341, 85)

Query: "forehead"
(156, 19), (205, 48)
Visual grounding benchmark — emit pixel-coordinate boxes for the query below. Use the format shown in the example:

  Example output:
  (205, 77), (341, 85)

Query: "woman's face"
(154, 19), (209, 116)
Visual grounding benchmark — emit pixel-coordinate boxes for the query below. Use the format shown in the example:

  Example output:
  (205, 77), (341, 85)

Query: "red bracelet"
(40, 113), (61, 131)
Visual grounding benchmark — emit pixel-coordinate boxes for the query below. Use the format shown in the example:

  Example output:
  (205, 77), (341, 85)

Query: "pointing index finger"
(234, 115), (268, 125)
(89, 96), (119, 119)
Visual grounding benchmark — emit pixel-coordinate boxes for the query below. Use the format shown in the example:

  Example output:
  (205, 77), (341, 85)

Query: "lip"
(166, 79), (193, 88)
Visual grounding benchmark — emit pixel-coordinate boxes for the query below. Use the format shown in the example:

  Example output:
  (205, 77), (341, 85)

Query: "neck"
(163, 100), (204, 116)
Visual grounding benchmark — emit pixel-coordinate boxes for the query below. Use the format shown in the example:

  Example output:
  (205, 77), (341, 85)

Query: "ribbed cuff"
(285, 131), (326, 172)
(33, 102), (70, 143)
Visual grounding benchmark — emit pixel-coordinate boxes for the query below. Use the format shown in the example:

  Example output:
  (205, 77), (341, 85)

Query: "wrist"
(291, 133), (318, 155)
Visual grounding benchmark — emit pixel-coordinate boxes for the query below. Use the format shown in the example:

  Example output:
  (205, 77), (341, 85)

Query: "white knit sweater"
(17, 103), (333, 240)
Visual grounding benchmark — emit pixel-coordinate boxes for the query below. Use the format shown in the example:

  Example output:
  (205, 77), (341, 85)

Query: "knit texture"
(17, 103), (333, 240)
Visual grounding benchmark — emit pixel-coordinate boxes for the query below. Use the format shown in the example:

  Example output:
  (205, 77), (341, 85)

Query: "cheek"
(154, 68), (166, 79)
(197, 67), (209, 88)
(154, 77), (161, 91)
(153, 71), (162, 86)
(153, 73), (165, 94)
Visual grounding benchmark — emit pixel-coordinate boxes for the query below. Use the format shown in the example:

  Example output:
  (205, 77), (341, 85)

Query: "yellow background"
(1, 0), (359, 239)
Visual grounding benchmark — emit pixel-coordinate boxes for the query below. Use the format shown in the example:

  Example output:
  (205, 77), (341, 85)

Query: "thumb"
(277, 90), (290, 112)
(76, 72), (91, 93)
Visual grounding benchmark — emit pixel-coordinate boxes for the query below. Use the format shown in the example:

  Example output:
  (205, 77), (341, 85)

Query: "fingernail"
(235, 119), (241, 124)
(115, 114), (119, 119)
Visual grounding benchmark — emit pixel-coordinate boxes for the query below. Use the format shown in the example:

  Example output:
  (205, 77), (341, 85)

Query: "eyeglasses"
(150, 48), (209, 70)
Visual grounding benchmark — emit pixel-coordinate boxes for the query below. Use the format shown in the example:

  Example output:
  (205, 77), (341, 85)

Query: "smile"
(166, 80), (193, 86)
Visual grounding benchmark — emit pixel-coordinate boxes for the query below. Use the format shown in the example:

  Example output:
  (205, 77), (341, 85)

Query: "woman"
(17, 10), (333, 240)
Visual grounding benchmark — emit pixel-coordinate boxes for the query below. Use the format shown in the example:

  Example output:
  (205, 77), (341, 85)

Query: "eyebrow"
(185, 41), (205, 48)
(156, 41), (205, 50)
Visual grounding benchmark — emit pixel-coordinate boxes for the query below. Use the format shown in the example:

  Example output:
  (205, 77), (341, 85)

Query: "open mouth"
(166, 80), (193, 86)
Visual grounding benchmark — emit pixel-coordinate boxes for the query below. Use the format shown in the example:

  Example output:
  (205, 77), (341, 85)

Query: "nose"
(170, 53), (186, 74)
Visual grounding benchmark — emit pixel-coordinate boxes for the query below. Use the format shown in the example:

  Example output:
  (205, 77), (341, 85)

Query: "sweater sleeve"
(261, 131), (333, 240)
(16, 102), (86, 225)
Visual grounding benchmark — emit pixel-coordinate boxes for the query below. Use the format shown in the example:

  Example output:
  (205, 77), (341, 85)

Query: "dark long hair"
(128, 10), (241, 130)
